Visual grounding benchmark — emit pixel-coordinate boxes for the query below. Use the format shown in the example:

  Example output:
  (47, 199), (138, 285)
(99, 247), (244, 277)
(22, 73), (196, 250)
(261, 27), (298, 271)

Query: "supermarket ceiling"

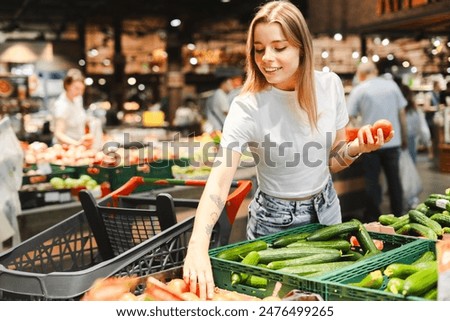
(0, 0), (305, 35)
(0, 0), (448, 39)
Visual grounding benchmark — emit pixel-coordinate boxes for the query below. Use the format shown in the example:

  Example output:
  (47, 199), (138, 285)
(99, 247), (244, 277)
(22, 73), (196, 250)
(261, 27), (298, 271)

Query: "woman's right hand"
(183, 242), (215, 300)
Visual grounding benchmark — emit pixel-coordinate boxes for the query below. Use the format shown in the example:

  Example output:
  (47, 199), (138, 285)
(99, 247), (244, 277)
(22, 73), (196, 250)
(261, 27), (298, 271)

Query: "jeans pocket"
(247, 198), (294, 239)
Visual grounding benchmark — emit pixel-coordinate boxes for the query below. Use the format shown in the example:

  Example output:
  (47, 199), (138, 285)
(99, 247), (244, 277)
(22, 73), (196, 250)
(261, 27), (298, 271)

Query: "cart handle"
(109, 176), (252, 224)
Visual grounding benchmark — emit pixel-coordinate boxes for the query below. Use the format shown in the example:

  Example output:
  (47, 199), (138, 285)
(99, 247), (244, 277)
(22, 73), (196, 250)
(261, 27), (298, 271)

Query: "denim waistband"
(255, 176), (332, 208)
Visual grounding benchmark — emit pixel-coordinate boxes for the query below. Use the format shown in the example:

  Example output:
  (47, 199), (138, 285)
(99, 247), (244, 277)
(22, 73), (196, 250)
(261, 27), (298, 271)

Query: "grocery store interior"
(0, 0), (450, 302)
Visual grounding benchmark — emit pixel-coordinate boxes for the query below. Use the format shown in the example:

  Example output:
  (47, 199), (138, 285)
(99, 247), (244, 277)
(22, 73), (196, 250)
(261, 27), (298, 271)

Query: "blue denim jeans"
(246, 176), (341, 240)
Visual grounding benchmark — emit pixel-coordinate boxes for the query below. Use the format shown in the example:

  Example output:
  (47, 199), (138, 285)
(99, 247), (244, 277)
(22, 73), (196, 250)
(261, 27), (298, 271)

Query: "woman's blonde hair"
(241, 0), (317, 127)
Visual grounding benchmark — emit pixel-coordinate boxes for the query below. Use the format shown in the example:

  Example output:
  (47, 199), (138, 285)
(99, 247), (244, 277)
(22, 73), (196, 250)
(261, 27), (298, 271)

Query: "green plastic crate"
(212, 257), (328, 299)
(209, 223), (422, 300)
(323, 239), (436, 301)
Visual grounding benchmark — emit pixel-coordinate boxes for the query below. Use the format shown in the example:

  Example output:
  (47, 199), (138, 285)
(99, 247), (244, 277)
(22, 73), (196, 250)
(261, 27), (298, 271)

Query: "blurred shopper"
(204, 76), (234, 132)
(183, 0), (393, 300)
(52, 69), (92, 148)
(397, 79), (428, 209)
(441, 81), (450, 106)
(347, 61), (408, 220)
(423, 80), (442, 159)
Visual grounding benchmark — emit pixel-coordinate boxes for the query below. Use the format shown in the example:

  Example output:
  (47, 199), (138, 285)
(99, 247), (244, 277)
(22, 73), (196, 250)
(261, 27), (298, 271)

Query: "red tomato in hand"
(372, 119), (393, 140)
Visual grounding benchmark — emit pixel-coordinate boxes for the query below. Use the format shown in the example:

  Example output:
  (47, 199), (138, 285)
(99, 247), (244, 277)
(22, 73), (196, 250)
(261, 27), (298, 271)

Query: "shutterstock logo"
(99, 132), (349, 168)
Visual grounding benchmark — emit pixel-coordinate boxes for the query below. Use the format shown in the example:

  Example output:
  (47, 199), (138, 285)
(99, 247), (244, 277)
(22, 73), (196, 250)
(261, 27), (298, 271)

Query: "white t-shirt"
(220, 71), (349, 198)
(53, 93), (86, 142)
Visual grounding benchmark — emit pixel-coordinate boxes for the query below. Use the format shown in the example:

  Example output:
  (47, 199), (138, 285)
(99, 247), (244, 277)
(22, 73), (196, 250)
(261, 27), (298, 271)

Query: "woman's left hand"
(355, 124), (394, 154)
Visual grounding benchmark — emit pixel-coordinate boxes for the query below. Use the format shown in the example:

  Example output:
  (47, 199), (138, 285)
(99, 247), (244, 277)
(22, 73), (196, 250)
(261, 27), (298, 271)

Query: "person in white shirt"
(182, 0), (393, 300)
(53, 69), (92, 147)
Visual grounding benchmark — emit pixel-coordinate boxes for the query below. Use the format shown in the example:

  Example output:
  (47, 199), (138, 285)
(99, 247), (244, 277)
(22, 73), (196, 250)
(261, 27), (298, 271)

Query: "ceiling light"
(381, 38), (390, 46)
(361, 56), (368, 63)
(170, 19), (181, 27)
(372, 55), (380, 62)
(128, 77), (137, 85)
(85, 77), (94, 86)
(352, 51), (359, 59)
(333, 33), (343, 41)
(321, 50), (329, 59)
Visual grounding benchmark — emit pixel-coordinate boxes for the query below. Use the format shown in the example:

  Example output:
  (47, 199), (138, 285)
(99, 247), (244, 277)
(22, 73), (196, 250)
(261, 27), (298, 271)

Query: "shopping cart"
(0, 177), (252, 300)
(79, 177), (252, 260)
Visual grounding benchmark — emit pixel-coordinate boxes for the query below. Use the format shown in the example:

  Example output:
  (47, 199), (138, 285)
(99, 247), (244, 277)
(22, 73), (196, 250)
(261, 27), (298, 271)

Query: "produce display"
(214, 219), (384, 289)
(377, 189), (450, 240)
(348, 250), (438, 300)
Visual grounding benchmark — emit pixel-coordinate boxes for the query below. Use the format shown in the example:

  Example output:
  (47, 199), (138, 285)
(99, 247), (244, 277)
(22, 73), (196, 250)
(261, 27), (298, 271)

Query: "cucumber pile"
(215, 219), (382, 289)
(349, 251), (438, 300)
(378, 188), (450, 240)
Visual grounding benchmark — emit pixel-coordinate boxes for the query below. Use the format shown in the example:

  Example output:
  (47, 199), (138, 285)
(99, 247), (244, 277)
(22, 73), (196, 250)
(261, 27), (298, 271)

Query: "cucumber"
(395, 223), (411, 235)
(383, 263), (420, 279)
(422, 288), (438, 300)
(430, 213), (450, 227)
(390, 215), (410, 230)
(272, 232), (311, 248)
(415, 203), (429, 214)
(231, 251), (260, 285)
(257, 247), (340, 264)
(428, 193), (450, 201)
(277, 261), (354, 276)
(411, 251), (436, 265)
(306, 221), (360, 241)
(266, 251), (341, 270)
(341, 249), (364, 261)
(378, 214), (399, 226)
(244, 275), (267, 289)
(408, 223), (438, 240)
(386, 277), (405, 294)
(348, 270), (383, 289)
(216, 240), (268, 261)
(402, 266), (438, 296)
(425, 198), (450, 211)
(353, 219), (381, 255)
(286, 239), (351, 252)
(408, 210), (443, 236)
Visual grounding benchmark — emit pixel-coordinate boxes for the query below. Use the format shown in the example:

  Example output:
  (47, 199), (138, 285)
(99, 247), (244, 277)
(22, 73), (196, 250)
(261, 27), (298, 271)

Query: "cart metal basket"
(0, 177), (252, 300)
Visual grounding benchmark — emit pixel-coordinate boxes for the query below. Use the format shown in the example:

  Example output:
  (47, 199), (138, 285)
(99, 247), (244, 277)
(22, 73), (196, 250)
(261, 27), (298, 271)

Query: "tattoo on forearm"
(205, 211), (220, 236)
(210, 194), (225, 209)
(204, 195), (224, 236)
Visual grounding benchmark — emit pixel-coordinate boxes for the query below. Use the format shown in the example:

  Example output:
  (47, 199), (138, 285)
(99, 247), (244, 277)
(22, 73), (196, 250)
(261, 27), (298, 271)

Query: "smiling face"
(253, 22), (301, 91)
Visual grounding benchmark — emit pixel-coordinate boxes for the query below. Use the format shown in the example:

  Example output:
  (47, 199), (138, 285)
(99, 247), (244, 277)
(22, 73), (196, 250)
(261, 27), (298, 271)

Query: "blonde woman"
(183, 0), (392, 299)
